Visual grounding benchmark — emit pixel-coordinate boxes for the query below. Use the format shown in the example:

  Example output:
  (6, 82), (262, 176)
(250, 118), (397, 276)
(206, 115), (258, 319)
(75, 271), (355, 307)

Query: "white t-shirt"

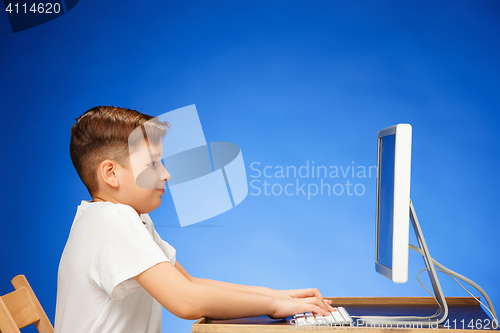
(55, 201), (176, 333)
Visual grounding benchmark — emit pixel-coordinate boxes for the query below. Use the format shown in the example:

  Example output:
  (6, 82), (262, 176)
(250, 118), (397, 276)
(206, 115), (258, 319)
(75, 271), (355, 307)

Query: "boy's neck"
(91, 192), (117, 204)
(90, 193), (141, 216)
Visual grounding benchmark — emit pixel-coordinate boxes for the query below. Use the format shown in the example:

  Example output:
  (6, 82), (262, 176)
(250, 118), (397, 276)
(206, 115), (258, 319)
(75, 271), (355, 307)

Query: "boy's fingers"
(296, 295), (332, 314)
(324, 299), (334, 311)
(306, 288), (326, 306)
(304, 297), (331, 315)
(295, 289), (332, 313)
(313, 305), (331, 316)
(313, 292), (330, 312)
(315, 291), (331, 311)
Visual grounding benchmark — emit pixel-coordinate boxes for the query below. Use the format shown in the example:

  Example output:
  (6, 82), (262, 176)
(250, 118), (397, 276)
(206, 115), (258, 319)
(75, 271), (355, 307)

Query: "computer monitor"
(375, 124), (412, 283)
(373, 123), (449, 324)
(370, 124), (500, 325)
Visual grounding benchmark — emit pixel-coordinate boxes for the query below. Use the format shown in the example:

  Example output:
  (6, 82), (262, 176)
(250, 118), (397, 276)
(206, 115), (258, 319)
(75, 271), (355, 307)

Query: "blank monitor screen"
(377, 134), (396, 270)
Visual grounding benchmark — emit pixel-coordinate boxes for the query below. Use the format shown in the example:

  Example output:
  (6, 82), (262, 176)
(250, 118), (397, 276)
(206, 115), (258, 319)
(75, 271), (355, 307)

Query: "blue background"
(1, 1), (499, 332)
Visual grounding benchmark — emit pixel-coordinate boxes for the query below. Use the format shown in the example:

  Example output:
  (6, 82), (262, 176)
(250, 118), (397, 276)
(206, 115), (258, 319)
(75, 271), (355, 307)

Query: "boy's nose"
(161, 164), (171, 181)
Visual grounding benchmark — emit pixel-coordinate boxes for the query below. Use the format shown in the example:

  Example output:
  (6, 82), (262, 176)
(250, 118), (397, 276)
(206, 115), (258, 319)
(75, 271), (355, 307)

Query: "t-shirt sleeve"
(154, 230), (176, 266)
(92, 207), (171, 300)
(142, 215), (177, 266)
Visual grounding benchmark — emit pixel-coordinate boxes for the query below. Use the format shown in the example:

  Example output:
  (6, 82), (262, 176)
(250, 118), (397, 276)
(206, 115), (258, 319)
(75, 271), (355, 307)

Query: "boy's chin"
(146, 199), (162, 213)
(132, 200), (161, 215)
(152, 199), (162, 210)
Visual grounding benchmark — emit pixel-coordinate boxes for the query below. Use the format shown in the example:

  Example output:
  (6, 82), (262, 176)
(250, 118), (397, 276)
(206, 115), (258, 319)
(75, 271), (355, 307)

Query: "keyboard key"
(295, 317), (306, 325)
(291, 307), (353, 326)
(338, 307), (353, 323)
(331, 309), (345, 323)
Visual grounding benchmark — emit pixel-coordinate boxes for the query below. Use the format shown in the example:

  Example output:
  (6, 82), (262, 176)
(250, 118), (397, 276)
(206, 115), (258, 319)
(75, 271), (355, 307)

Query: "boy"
(55, 106), (334, 333)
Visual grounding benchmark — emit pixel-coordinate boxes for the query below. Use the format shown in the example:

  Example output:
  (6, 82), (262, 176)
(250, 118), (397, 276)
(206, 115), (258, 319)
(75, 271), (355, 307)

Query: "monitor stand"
(360, 199), (449, 327)
(409, 198), (449, 324)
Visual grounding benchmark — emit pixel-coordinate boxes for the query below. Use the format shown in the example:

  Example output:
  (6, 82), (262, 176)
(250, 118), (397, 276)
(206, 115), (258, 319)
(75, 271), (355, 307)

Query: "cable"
(409, 244), (498, 322)
(353, 270), (443, 322)
(416, 266), (496, 321)
(353, 269), (444, 322)
(353, 269), (443, 321)
(416, 267), (440, 304)
(354, 246), (498, 325)
(438, 268), (496, 320)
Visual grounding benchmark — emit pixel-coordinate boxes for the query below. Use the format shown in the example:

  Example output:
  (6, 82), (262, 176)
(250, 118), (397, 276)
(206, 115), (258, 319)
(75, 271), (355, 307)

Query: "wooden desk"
(192, 297), (498, 332)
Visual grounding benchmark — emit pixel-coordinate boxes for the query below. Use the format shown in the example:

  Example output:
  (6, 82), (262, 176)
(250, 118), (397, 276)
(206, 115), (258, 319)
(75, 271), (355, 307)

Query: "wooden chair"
(0, 275), (53, 333)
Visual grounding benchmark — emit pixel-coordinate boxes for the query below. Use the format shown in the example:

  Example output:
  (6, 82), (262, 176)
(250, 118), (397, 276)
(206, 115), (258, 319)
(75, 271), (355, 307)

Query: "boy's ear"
(99, 160), (119, 188)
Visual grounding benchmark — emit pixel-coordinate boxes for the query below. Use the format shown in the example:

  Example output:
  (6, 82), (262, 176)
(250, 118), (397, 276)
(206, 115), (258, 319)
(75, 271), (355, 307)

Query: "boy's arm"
(135, 261), (331, 320)
(175, 261), (334, 309)
(175, 261), (271, 295)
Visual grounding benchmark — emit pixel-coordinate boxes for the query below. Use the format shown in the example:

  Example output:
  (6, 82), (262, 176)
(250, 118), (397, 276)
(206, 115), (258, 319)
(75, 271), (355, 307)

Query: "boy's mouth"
(156, 189), (164, 194)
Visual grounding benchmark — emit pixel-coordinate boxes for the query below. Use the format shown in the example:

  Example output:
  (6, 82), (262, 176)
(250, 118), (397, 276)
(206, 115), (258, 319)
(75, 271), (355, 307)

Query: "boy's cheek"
(135, 168), (160, 189)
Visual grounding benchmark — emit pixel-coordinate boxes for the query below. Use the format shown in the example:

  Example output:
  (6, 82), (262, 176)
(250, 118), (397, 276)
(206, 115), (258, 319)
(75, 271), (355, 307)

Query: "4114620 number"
(5, 3), (61, 14)
(442, 319), (499, 330)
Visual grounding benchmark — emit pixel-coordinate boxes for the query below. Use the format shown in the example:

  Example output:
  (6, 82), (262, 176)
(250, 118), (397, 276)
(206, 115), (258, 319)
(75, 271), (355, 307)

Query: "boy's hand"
(268, 288), (335, 314)
(269, 296), (331, 320)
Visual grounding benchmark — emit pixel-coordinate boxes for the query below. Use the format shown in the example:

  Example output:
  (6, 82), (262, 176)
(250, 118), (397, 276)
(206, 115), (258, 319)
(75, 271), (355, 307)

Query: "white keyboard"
(292, 307), (353, 326)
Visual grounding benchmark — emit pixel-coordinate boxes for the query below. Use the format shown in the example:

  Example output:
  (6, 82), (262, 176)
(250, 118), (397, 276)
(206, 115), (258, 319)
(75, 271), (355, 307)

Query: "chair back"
(0, 275), (54, 333)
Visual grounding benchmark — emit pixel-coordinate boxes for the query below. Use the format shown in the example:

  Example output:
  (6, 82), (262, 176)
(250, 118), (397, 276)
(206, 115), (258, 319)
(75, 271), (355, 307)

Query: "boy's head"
(70, 106), (170, 213)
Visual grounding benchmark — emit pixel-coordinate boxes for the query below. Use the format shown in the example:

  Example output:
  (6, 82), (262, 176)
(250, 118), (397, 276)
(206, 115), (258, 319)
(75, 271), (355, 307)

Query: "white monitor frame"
(369, 124), (449, 325)
(375, 124), (412, 283)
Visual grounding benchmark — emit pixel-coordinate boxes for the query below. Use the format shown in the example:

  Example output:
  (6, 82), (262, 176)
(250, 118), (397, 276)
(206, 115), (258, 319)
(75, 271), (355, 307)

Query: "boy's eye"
(149, 160), (162, 168)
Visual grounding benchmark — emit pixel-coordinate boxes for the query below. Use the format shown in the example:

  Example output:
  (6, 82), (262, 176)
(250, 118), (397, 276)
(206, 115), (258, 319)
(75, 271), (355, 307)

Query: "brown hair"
(70, 106), (168, 196)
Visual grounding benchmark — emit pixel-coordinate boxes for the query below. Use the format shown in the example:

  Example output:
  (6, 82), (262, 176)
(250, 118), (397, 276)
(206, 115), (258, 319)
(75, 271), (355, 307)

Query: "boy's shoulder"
(74, 201), (145, 229)
(77, 200), (135, 215)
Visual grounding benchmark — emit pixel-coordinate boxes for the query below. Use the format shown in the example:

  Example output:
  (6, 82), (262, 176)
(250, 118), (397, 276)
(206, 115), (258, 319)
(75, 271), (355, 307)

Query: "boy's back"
(55, 200), (175, 333)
